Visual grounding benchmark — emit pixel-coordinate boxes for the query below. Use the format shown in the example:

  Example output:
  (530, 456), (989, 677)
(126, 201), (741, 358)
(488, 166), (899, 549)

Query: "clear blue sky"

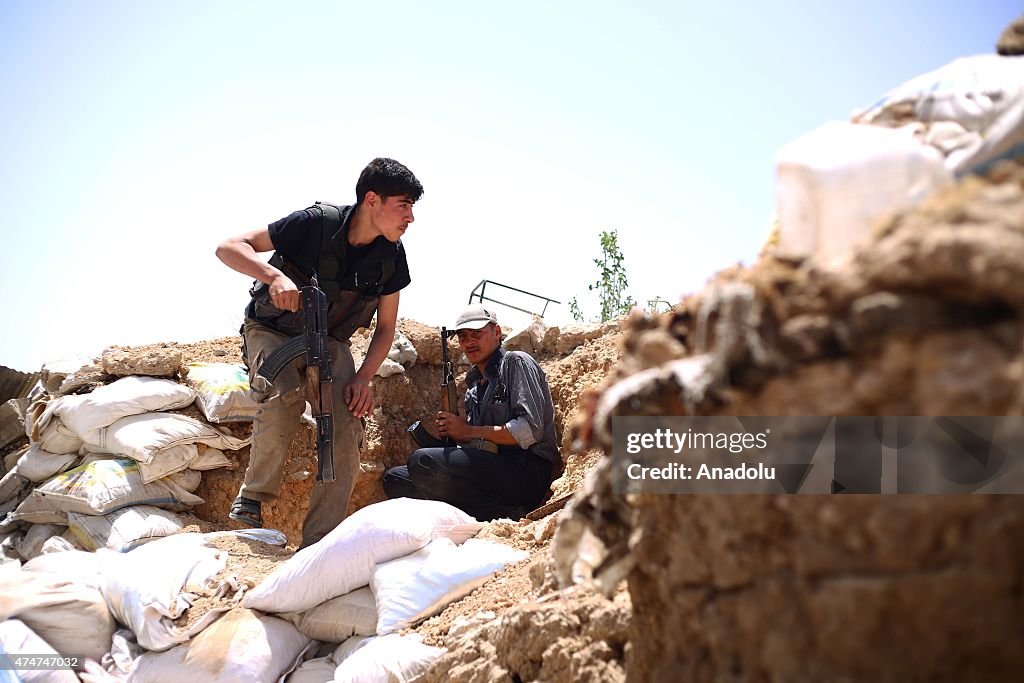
(1, 1), (1019, 371)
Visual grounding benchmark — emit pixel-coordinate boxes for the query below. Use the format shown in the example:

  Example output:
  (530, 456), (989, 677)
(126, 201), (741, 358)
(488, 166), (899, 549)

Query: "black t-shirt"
(268, 206), (411, 295)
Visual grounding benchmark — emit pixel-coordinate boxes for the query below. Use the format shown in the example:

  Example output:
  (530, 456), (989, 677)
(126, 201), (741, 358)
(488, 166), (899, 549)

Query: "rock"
(540, 325), (561, 354)
(39, 356), (94, 394)
(997, 15), (1024, 55)
(100, 347), (182, 377)
(503, 324), (536, 353)
(555, 324), (606, 355)
(528, 316), (548, 352)
(399, 319), (450, 365)
(56, 363), (107, 395)
(423, 593), (629, 683)
(388, 331), (418, 367)
(376, 358), (406, 378)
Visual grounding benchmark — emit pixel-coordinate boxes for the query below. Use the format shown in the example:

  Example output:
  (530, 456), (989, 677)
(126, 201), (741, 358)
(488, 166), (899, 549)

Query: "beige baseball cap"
(453, 304), (498, 330)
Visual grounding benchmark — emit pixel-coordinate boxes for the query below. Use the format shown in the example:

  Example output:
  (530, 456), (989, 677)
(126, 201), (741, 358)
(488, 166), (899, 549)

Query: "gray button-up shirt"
(464, 348), (561, 467)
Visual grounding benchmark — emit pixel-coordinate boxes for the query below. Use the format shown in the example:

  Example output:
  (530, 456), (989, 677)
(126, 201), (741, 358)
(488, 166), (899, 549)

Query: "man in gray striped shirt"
(382, 304), (561, 520)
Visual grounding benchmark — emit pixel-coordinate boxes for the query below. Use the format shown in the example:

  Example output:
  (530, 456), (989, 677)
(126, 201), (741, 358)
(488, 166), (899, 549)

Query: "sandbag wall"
(0, 363), (255, 560)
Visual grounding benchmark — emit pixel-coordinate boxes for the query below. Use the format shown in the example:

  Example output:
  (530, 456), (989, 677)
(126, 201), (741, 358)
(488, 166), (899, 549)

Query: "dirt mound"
(549, 157), (1024, 682)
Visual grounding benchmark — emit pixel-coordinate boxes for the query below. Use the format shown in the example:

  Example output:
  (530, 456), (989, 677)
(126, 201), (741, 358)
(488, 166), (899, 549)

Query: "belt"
(458, 438), (498, 454)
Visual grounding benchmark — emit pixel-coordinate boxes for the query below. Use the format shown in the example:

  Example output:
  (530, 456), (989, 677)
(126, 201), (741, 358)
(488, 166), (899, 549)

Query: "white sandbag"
(15, 523), (63, 561)
(134, 443), (198, 483)
(10, 459), (204, 525)
(130, 607), (313, 683)
(15, 445), (79, 482)
(131, 446), (231, 484)
(181, 362), (258, 423)
(245, 498), (482, 614)
(85, 412), (249, 464)
(101, 532), (229, 651)
(77, 627), (143, 683)
(79, 448), (209, 486)
(22, 548), (105, 590)
(280, 586), (378, 642)
(332, 634), (445, 683)
(0, 619), (81, 683)
(66, 506), (184, 552)
(288, 655), (339, 683)
(25, 398), (83, 455)
(168, 468), (201, 493)
(854, 53), (1024, 174)
(43, 376), (196, 444)
(41, 534), (79, 554)
(371, 537), (528, 635)
(0, 563), (117, 661)
(774, 120), (953, 265)
(191, 446), (231, 471)
(0, 469), (30, 507)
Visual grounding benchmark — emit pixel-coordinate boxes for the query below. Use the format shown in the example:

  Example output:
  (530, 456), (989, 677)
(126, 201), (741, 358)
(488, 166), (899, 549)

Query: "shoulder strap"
(313, 201), (345, 300)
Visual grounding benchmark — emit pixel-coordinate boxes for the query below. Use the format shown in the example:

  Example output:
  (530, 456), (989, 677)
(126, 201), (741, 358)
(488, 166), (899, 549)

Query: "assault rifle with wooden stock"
(256, 283), (335, 482)
(406, 329), (499, 454)
(407, 327), (458, 449)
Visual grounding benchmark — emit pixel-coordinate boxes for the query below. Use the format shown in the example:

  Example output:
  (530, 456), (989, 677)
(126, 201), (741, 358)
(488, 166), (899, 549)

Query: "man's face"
(457, 323), (502, 366)
(367, 192), (416, 242)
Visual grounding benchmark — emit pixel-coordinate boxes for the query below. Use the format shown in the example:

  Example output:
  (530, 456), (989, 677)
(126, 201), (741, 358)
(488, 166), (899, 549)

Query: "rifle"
(408, 328), (498, 454)
(256, 284), (335, 482)
(407, 327), (456, 449)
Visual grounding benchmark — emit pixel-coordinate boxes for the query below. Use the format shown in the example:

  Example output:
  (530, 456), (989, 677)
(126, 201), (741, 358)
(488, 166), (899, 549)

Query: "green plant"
(568, 297), (585, 323)
(571, 229), (635, 323)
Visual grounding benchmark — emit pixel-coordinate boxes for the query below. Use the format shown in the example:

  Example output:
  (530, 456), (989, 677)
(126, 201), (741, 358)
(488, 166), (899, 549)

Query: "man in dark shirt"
(382, 304), (561, 520)
(216, 157), (423, 547)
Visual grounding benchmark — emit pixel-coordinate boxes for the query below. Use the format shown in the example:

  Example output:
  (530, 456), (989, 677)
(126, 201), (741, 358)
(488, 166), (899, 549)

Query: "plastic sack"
(181, 362), (258, 423)
(66, 506), (184, 552)
(332, 633), (445, 683)
(280, 585), (378, 642)
(0, 563), (116, 661)
(371, 537), (527, 634)
(14, 444), (79, 482)
(38, 376), (195, 445)
(0, 619), (81, 683)
(853, 53), (1024, 175)
(10, 459), (204, 525)
(244, 498), (482, 614)
(774, 120), (953, 265)
(129, 607), (313, 683)
(100, 532), (230, 651)
(83, 412), (249, 465)
(14, 523), (63, 561)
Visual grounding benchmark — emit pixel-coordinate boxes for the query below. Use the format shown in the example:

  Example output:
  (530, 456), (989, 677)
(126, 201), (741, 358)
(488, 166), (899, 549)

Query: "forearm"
(215, 240), (283, 284)
(355, 324), (394, 381)
(464, 423), (520, 446)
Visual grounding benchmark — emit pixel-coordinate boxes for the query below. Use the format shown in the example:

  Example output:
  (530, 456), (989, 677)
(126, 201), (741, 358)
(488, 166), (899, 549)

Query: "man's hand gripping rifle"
(407, 327), (459, 449)
(255, 283), (335, 482)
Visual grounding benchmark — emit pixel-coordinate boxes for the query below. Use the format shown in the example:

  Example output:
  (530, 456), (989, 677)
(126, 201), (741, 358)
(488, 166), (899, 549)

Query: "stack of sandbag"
(774, 49), (1024, 266)
(0, 373), (251, 562)
(221, 498), (526, 683)
(2, 529), (286, 681)
(73, 498), (492, 682)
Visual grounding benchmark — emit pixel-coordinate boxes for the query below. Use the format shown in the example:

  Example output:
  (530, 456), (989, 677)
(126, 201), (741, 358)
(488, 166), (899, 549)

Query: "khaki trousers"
(240, 320), (363, 548)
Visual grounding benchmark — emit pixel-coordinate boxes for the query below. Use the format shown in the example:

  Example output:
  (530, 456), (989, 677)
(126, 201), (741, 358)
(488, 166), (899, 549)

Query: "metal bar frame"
(468, 280), (561, 318)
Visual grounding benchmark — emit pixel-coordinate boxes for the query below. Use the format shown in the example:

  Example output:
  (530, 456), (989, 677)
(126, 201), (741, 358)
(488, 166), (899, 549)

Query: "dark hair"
(355, 158), (424, 205)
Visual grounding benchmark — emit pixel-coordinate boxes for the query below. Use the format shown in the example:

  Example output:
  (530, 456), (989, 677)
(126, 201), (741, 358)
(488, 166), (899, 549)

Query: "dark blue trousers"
(382, 446), (553, 521)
